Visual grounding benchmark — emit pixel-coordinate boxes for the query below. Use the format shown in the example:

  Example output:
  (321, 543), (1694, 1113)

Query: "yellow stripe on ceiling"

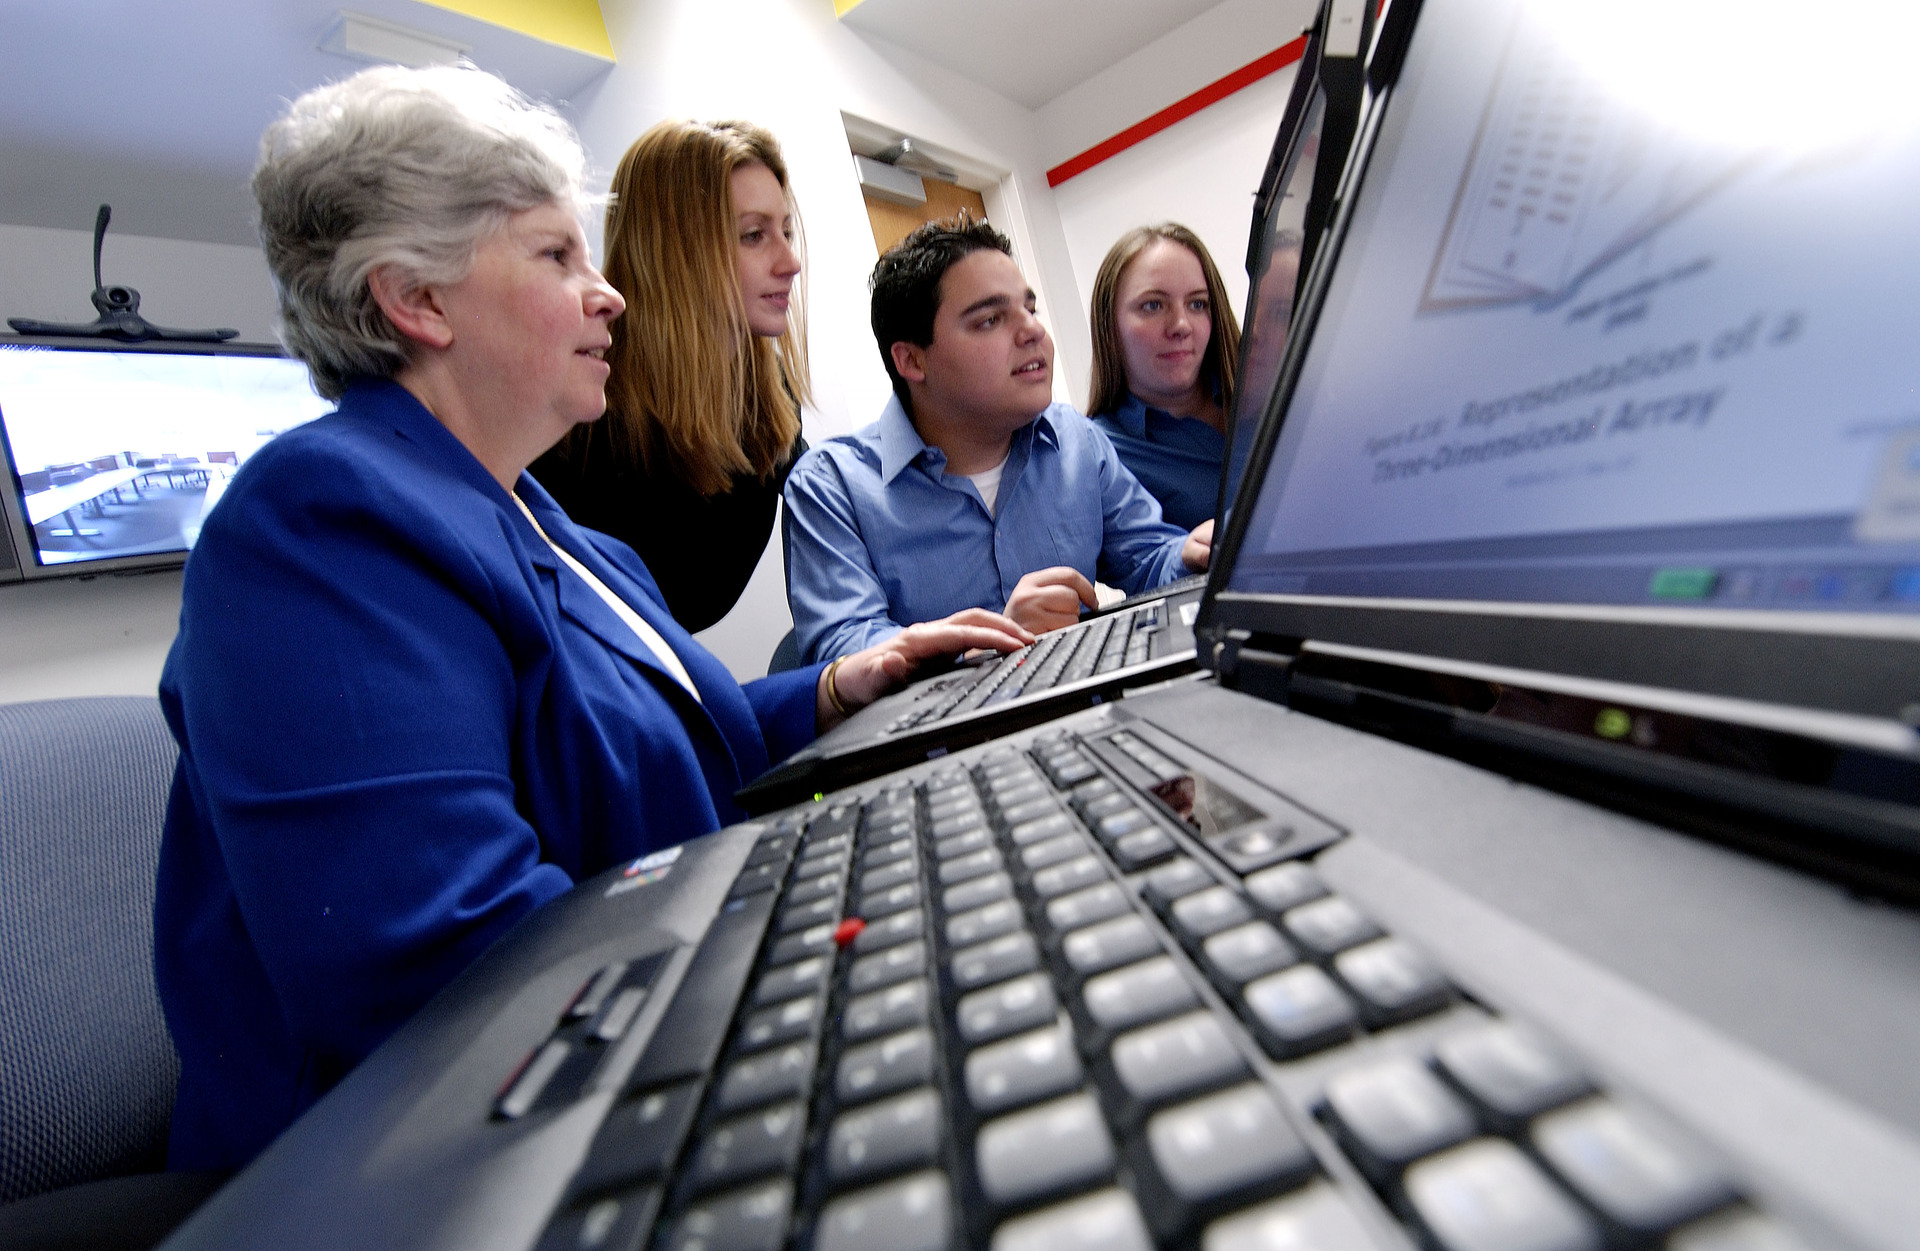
(420, 0), (615, 59)
(835, 0), (868, 15)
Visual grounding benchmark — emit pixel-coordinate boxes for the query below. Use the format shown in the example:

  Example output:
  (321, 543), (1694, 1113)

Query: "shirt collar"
(1110, 392), (1152, 438)
(874, 395), (1063, 483)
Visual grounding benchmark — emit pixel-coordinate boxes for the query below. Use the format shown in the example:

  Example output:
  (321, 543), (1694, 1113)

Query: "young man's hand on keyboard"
(1005, 566), (1099, 635)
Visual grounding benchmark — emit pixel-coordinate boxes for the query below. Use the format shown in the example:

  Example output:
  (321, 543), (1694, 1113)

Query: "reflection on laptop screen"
(0, 343), (329, 568)
(1229, 0), (1920, 621)
(1221, 92), (1323, 519)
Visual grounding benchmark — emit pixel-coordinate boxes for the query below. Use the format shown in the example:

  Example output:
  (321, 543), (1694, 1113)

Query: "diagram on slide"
(1420, 13), (1756, 313)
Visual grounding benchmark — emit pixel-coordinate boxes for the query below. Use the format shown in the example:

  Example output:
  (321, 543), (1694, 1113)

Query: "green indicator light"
(1594, 708), (1632, 739)
(1648, 567), (1718, 599)
(814, 792), (825, 803)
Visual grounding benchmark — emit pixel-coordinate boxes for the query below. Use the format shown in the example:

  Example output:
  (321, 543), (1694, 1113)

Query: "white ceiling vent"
(319, 12), (472, 68)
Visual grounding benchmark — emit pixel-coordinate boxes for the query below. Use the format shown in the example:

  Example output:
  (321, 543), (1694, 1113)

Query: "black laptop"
(161, 2), (1920, 1249)
(735, 0), (1377, 814)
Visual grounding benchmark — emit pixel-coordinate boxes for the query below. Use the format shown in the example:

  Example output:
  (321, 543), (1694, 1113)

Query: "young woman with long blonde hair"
(531, 119), (811, 631)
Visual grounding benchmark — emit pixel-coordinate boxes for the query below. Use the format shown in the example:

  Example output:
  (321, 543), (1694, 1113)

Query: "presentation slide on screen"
(0, 347), (327, 563)
(1243, 0), (1920, 563)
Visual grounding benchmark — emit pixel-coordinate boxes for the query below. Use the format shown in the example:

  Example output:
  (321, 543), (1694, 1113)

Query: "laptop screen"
(1225, 0), (1920, 627)
(0, 339), (329, 578)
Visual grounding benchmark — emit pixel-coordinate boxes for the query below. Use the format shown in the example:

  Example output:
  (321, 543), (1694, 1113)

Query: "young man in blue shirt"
(784, 217), (1213, 664)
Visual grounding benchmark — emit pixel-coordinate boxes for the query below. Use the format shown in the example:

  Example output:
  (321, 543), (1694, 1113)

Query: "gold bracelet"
(823, 656), (852, 717)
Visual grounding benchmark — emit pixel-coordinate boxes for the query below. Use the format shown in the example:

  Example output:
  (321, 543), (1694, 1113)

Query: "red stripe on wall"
(1046, 35), (1310, 188)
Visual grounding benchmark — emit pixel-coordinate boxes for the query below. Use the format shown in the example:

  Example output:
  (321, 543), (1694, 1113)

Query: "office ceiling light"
(873, 139), (958, 183)
(319, 11), (471, 68)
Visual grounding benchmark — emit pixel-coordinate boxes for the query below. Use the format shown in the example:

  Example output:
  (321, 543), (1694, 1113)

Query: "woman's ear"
(368, 266), (456, 351)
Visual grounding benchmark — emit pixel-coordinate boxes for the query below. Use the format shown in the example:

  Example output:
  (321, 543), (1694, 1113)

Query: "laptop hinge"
(1213, 630), (1299, 706)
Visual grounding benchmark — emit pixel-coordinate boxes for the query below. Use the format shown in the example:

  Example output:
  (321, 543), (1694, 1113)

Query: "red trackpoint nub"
(833, 918), (866, 949)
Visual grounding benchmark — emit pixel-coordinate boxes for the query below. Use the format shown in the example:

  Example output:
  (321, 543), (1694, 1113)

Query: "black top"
(529, 428), (805, 634)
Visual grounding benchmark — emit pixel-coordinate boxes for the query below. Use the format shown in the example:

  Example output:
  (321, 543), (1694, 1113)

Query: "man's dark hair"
(869, 213), (1014, 408)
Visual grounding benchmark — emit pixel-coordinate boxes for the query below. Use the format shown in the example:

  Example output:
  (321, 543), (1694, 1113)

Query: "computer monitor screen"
(0, 339), (329, 578)
(1220, 90), (1324, 521)
(1227, 0), (1920, 625)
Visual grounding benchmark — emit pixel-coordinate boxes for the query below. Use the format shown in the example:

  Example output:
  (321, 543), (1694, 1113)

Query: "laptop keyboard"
(887, 604), (1167, 733)
(505, 726), (1797, 1251)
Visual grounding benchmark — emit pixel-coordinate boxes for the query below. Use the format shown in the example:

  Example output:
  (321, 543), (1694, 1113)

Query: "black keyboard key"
(1532, 1099), (1735, 1233)
(787, 871), (847, 907)
(836, 1028), (936, 1104)
(568, 962), (631, 1021)
(991, 781), (1048, 810)
(1404, 1139), (1600, 1251)
(1435, 1022), (1592, 1125)
(861, 860), (918, 895)
(826, 1087), (943, 1187)
(964, 1023), (1083, 1115)
(1107, 1012), (1248, 1112)
(625, 894), (773, 1089)
(1200, 1183), (1380, 1251)
(849, 940), (927, 994)
(1044, 882), (1131, 933)
(1071, 776), (1120, 807)
(752, 955), (829, 1006)
(955, 972), (1058, 1044)
(571, 1083), (701, 1197)
(975, 1092), (1115, 1207)
(1029, 854), (1107, 899)
(715, 1040), (817, 1115)
(1281, 896), (1383, 956)
(686, 1100), (806, 1193)
(1170, 886), (1254, 942)
(1019, 832), (1086, 872)
(950, 931), (1040, 990)
(1201, 922), (1298, 988)
(778, 894), (841, 935)
(853, 908), (924, 954)
(933, 828), (992, 860)
(860, 881), (922, 920)
(1111, 827), (1177, 871)
(843, 980), (931, 1043)
(1093, 807), (1153, 843)
(1667, 1209), (1808, 1251)
(1334, 938), (1452, 1025)
(943, 871), (1013, 913)
(793, 851), (849, 883)
(766, 922), (837, 967)
(1323, 1057), (1476, 1180)
(999, 797), (1057, 827)
(1242, 966), (1357, 1058)
(1082, 956), (1199, 1031)
(939, 848), (1004, 887)
(1243, 862), (1328, 915)
(862, 839), (915, 871)
(812, 1171), (952, 1251)
(990, 1188), (1152, 1251)
(737, 994), (822, 1052)
(945, 898), (1023, 947)
(537, 1184), (660, 1251)
(1143, 858), (1214, 909)
(729, 860), (784, 899)
(1040, 752), (1100, 789)
(1136, 1083), (1315, 1236)
(1081, 792), (1133, 822)
(1061, 914), (1161, 975)
(659, 1178), (792, 1251)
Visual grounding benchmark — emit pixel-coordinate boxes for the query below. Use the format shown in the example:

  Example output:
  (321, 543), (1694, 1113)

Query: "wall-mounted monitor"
(0, 336), (329, 583)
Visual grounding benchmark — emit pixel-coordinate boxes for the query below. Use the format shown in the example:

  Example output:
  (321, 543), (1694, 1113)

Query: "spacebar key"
(624, 891), (776, 1089)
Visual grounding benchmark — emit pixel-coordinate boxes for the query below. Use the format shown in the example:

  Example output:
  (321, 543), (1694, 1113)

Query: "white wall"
(1051, 65), (1299, 328)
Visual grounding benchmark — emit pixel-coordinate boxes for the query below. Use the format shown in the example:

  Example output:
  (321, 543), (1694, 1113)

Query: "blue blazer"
(153, 379), (824, 1171)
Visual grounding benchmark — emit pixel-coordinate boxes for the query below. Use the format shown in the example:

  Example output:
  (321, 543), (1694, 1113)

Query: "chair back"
(0, 696), (180, 1203)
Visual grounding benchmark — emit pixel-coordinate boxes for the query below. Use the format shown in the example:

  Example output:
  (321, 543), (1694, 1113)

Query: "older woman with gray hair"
(153, 64), (1029, 1172)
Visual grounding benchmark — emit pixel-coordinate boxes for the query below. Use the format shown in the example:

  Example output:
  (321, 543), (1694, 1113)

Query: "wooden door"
(864, 177), (988, 255)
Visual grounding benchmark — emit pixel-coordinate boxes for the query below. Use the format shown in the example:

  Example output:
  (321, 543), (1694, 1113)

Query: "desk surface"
(23, 466), (151, 526)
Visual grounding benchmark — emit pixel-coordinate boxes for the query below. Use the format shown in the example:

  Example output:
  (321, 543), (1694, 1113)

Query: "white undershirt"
(960, 455), (1008, 513)
(512, 494), (701, 703)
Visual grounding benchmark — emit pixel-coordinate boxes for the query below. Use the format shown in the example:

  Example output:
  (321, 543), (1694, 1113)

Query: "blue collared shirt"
(1090, 391), (1227, 531)
(784, 397), (1192, 662)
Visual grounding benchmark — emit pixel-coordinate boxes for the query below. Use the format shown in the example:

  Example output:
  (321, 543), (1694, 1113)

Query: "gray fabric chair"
(0, 696), (222, 1248)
